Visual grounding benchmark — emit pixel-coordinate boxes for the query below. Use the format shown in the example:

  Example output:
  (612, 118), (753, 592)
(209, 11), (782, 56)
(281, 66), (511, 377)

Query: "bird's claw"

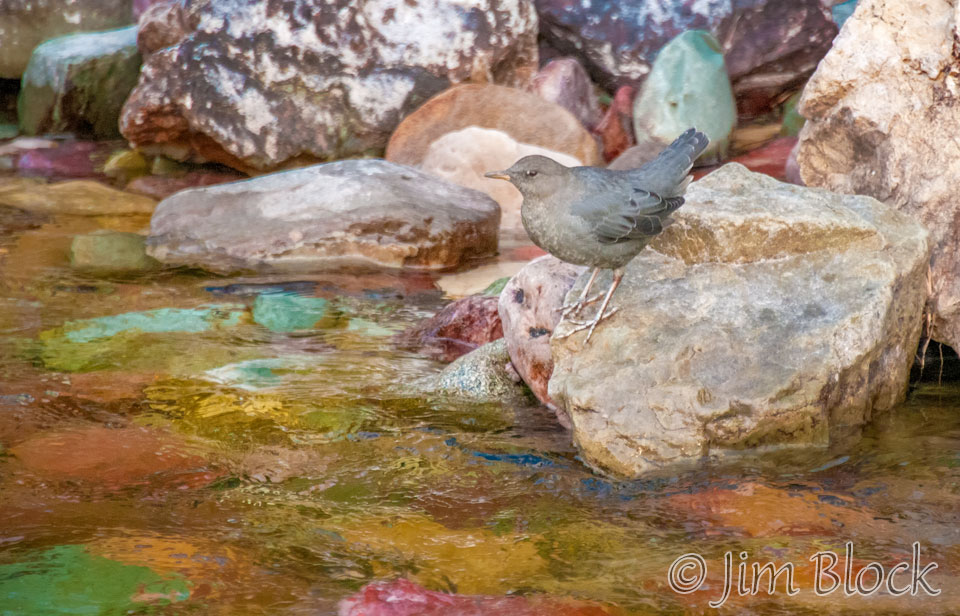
(560, 293), (603, 318)
(556, 306), (620, 342)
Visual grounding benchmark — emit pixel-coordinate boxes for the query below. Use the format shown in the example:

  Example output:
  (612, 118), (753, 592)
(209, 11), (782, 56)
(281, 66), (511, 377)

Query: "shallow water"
(1, 203), (958, 615)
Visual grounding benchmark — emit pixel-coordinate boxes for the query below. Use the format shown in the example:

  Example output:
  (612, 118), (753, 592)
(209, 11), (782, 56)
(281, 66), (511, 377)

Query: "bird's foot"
(556, 306), (620, 343)
(560, 293), (603, 318)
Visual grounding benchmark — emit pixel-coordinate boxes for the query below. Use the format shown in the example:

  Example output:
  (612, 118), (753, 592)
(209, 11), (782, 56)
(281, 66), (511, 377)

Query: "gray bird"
(485, 128), (709, 342)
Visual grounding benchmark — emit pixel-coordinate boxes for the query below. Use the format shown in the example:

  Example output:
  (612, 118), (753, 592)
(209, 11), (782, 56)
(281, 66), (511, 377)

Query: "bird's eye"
(525, 170), (538, 178)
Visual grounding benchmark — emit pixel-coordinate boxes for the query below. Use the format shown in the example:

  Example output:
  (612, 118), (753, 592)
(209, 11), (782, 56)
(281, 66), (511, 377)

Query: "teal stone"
(780, 90), (805, 137)
(62, 305), (245, 343)
(253, 292), (330, 332)
(632, 30), (736, 160)
(832, 0), (857, 27)
(482, 276), (510, 297)
(18, 26), (141, 139)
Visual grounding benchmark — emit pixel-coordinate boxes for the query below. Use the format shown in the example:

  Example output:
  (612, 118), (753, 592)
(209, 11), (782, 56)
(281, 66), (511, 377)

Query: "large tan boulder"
(796, 0), (960, 349)
(548, 164), (929, 478)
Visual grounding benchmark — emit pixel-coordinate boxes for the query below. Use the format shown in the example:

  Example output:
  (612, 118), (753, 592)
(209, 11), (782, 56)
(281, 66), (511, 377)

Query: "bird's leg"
(560, 267), (602, 318)
(556, 269), (624, 343)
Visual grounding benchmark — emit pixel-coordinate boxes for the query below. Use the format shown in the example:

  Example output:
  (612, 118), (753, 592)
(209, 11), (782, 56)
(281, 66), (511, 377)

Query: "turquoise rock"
(780, 90), (805, 137)
(0, 124), (17, 139)
(69, 230), (160, 273)
(61, 306), (245, 344)
(482, 276), (510, 297)
(345, 317), (394, 337)
(832, 0), (858, 27)
(253, 292), (331, 332)
(204, 357), (315, 391)
(18, 26), (141, 139)
(632, 30), (736, 160)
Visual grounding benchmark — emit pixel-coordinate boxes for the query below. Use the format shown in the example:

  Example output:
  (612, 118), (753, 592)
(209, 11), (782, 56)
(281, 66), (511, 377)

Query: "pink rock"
(338, 579), (621, 616)
(397, 295), (503, 362)
(532, 57), (602, 131)
(498, 256), (584, 423)
(732, 136), (799, 181)
(125, 170), (245, 199)
(594, 86), (635, 162)
(133, 0), (169, 20)
(16, 140), (118, 179)
(784, 139), (803, 185)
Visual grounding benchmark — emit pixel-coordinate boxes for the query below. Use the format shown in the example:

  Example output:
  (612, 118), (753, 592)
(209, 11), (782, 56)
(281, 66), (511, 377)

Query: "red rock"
(498, 256), (584, 422)
(338, 579), (621, 616)
(696, 136), (799, 182)
(16, 140), (119, 179)
(125, 170), (245, 200)
(136, 0), (193, 55)
(10, 425), (213, 489)
(532, 57), (602, 131)
(386, 84), (602, 168)
(397, 295), (503, 362)
(593, 86), (635, 162)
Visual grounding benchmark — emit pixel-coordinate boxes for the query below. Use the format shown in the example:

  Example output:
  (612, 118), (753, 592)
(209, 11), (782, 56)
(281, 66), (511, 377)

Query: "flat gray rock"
(146, 159), (500, 273)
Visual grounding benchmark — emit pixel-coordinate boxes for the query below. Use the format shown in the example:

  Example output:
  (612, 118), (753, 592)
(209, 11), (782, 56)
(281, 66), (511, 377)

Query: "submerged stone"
(435, 338), (530, 403)
(632, 30), (735, 160)
(18, 26), (141, 139)
(69, 230), (159, 273)
(0, 177), (156, 216)
(252, 293), (331, 332)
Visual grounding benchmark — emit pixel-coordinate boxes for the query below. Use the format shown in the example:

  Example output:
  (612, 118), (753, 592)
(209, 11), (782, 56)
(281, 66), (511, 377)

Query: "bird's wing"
(629, 128), (710, 196)
(571, 184), (683, 245)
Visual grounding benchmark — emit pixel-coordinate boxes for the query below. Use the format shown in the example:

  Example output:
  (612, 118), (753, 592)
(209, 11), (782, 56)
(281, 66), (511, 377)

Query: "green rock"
(482, 276), (510, 296)
(632, 30), (736, 160)
(0, 124), (17, 140)
(435, 338), (530, 403)
(204, 357), (314, 391)
(345, 317), (394, 337)
(780, 90), (805, 137)
(69, 230), (159, 273)
(0, 544), (189, 615)
(151, 155), (189, 176)
(38, 305), (249, 372)
(253, 292), (331, 332)
(18, 26), (141, 139)
(103, 148), (149, 181)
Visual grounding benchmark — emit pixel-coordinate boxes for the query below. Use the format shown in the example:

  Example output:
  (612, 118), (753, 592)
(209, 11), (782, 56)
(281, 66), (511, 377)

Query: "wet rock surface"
(18, 26), (141, 139)
(0, 0), (134, 79)
(146, 159), (501, 273)
(385, 83), (602, 167)
(398, 294), (503, 362)
(797, 0), (960, 352)
(434, 338), (529, 403)
(498, 255), (583, 417)
(549, 164), (930, 478)
(120, 0), (539, 170)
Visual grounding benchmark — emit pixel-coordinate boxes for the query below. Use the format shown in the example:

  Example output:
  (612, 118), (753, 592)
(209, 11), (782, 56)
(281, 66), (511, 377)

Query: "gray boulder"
(435, 338), (530, 403)
(146, 159), (501, 273)
(548, 164), (929, 478)
(0, 0), (133, 78)
(120, 0), (539, 171)
(18, 27), (141, 139)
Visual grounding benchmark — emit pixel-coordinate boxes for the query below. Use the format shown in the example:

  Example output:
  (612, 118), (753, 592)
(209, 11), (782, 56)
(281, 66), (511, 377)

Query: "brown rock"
(398, 295), (504, 362)
(498, 255), (584, 421)
(125, 170), (245, 200)
(136, 0), (193, 56)
(386, 83), (602, 167)
(796, 0), (960, 348)
(594, 85), (635, 162)
(531, 57), (602, 130)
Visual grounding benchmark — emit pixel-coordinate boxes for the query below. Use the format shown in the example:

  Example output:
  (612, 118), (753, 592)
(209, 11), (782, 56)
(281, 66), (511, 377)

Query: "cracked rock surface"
(548, 164), (930, 478)
(146, 159), (501, 273)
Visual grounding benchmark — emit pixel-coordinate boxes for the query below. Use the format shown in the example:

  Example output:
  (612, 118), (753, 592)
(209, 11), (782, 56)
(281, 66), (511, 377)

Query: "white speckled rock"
(120, 0), (539, 171)
(146, 159), (501, 273)
(0, 0), (133, 78)
(549, 164), (930, 478)
(797, 0), (960, 351)
(420, 127), (581, 230)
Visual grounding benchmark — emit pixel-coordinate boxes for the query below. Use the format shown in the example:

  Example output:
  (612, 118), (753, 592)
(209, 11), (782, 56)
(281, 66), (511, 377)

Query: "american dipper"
(485, 128), (709, 342)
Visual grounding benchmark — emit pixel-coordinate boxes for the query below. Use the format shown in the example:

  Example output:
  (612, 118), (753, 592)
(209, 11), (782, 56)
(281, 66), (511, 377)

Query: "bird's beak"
(484, 171), (510, 181)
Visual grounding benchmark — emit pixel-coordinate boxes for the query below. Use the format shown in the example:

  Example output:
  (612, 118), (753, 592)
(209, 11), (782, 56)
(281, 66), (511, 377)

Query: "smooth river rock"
(385, 84), (602, 167)
(0, 0), (134, 78)
(18, 26), (141, 139)
(146, 159), (501, 273)
(120, 0), (538, 171)
(796, 0), (960, 352)
(548, 164), (930, 478)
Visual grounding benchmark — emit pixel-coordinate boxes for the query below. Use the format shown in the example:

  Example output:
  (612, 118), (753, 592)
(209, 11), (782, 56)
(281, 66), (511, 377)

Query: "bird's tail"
(635, 128), (710, 197)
